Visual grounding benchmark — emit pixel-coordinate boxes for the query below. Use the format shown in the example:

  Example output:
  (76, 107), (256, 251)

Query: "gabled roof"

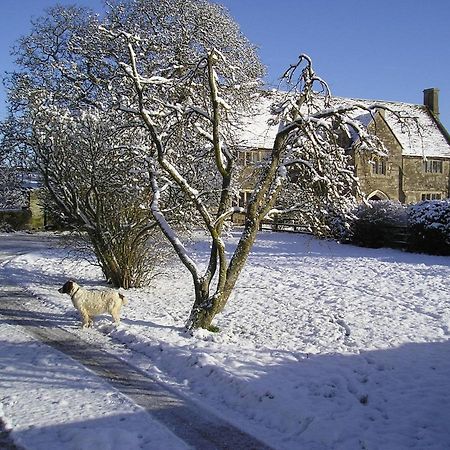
(235, 91), (450, 159)
(337, 97), (450, 158)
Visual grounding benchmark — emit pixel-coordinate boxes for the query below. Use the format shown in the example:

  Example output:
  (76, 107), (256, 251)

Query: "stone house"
(236, 88), (450, 207)
(350, 88), (450, 203)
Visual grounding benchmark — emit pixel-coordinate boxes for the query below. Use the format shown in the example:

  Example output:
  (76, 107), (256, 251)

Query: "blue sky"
(1, 0), (449, 129)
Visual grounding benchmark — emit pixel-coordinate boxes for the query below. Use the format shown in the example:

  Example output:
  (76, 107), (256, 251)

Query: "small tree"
(100, 0), (391, 329)
(12, 105), (163, 287)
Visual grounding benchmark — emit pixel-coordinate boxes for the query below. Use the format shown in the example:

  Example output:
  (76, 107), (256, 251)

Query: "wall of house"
(402, 157), (450, 203)
(28, 189), (45, 229)
(238, 108), (450, 209)
(0, 190), (46, 230)
(237, 148), (271, 191)
(354, 112), (450, 204)
(355, 113), (405, 202)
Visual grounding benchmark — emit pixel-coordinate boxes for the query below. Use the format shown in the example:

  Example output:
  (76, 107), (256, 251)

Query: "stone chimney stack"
(423, 88), (440, 117)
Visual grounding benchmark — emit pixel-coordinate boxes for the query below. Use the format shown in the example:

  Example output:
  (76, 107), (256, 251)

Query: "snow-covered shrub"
(349, 200), (407, 248)
(408, 200), (450, 255)
(0, 209), (31, 231)
(0, 221), (15, 233)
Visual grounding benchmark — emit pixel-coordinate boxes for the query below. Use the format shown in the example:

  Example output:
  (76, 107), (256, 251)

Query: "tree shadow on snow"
(120, 317), (184, 332)
(1, 336), (271, 450)
(0, 286), (78, 329)
(2, 300), (450, 449)
(176, 338), (450, 448)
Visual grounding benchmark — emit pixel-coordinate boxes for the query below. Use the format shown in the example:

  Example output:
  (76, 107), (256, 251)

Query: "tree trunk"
(186, 295), (219, 330)
(186, 215), (261, 330)
(186, 277), (216, 330)
(89, 233), (127, 288)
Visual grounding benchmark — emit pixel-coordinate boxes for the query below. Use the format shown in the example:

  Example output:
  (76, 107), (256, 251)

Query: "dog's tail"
(119, 293), (128, 305)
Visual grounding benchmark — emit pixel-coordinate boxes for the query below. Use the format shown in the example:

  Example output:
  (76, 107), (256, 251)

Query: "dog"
(58, 280), (127, 328)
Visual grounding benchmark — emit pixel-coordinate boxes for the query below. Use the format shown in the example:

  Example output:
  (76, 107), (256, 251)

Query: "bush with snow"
(349, 200), (407, 248)
(408, 199), (450, 255)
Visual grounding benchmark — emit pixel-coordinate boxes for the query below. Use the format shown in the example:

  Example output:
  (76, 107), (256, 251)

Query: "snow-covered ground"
(1, 230), (450, 449)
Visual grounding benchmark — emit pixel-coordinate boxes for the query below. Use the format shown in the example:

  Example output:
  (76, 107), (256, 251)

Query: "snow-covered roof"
(233, 94), (280, 149)
(337, 96), (450, 158)
(235, 91), (450, 158)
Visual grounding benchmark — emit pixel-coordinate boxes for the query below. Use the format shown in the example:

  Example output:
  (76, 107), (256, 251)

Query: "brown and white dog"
(58, 280), (127, 328)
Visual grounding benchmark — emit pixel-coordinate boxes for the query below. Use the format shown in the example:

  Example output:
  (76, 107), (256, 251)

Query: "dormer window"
(423, 159), (443, 173)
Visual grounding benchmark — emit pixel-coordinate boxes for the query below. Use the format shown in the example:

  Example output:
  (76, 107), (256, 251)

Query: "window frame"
(238, 190), (253, 208)
(423, 159), (443, 174)
(421, 192), (442, 201)
(371, 158), (387, 176)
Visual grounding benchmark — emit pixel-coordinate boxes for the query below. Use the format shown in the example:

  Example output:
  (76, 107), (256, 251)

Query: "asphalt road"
(0, 233), (273, 450)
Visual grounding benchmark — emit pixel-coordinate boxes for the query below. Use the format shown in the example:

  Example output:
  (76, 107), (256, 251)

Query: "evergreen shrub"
(407, 200), (450, 255)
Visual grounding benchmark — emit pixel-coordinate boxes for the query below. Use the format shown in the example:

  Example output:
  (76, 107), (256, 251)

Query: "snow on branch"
(194, 124), (214, 143)
(119, 62), (171, 86)
(148, 163), (199, 276)
(98, 25), (141, 43)
(280, 54), (331, 107)
(188, 106), (213, 122)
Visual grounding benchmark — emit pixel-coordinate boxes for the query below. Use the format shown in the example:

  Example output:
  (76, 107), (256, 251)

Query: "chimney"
(423, 87), (440, 117)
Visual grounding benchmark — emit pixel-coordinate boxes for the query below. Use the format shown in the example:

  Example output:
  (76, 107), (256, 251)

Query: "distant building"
(236, 88), (450, 206)
(0, 173), (45, 230)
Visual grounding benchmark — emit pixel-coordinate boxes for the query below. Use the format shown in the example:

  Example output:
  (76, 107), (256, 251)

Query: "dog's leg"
(80, 309), (91, 328)
(111, 308), (121, 325)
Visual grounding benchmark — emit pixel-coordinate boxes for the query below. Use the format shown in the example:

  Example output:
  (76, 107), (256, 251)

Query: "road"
(0, 233), (272, 450)
(0, 232), (60, 260)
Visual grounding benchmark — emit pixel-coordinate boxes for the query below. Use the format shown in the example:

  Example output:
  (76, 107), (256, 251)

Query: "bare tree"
(100, 2), (390, 329)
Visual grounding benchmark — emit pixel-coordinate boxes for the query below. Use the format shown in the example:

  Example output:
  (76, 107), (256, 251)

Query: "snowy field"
(1, 230), (450, 449)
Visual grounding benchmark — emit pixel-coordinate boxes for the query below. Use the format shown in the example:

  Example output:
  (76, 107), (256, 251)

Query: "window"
(238, 149), (270, 167)
(423, 159), (443, 173)
(371, 159), (386, 175)
(421, 193), (442, 201)
(238, 191), (252, 208)
(238, 150), (260, 166)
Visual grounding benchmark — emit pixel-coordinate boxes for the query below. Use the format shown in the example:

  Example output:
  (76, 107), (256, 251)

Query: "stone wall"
(402, 157), (449, 203)
(355, 112), (404, 201)
(27, 189), (45, 229)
